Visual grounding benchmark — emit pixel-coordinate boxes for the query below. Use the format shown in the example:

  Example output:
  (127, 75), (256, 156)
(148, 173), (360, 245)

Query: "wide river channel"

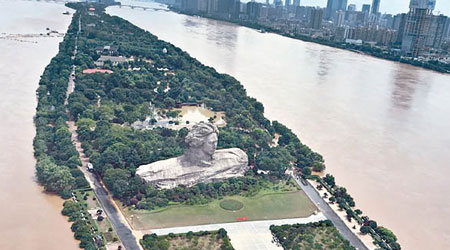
(107, 1), (450, 250)
(0, 1), (78, 249)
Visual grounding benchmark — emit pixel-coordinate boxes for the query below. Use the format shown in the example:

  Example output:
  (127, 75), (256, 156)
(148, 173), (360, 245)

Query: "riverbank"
(168, 7), (450, 74)
(0, 1), (79, 249)
(308, 179), (377, 250)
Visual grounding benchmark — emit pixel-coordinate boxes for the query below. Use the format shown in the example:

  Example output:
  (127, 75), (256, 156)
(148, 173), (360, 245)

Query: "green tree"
(312, 162), (325, 172)
(36, 157), (75, 195)
(323, 174), (335, 187)
(103, 168), (131, 198)
(360, 226), (370, 235)
(302, 167), (312, 177)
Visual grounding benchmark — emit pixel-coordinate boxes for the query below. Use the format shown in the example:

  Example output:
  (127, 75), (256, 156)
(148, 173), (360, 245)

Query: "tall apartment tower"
(310, 8), (324, 29)
(402, 0), (436, 57)
(362, 4), (371, 13)
(325, 0), (335, 20)
(347, 4), (356, 11)
(393, 13), (407, 44)
(325, 0), (347, 20)
(371, 0), (380, 14)
(444, 18), (450, 40)
(427, 15), (448, 50)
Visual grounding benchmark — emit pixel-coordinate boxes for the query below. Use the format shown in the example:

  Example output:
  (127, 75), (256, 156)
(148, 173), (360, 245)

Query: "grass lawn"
(124, 188), (317, 230)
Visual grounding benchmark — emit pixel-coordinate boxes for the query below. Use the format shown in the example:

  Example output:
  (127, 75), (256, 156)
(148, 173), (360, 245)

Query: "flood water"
(0, 1), (78, 249)
(108, 2), (450, 249)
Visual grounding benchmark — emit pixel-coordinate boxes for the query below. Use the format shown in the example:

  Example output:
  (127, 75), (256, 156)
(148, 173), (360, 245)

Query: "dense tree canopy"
(36, 157), (75, 196)
(59, 3), (325, 204)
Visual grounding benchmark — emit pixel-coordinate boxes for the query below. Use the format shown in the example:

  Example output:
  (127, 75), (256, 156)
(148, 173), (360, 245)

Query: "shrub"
(219, 199), (244, 211)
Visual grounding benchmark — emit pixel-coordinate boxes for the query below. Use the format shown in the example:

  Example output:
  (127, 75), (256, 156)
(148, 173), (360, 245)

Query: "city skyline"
(250, 0), (450, 15)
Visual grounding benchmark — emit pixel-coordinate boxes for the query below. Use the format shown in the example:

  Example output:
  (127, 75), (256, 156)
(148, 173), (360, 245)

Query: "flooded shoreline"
(0, 1), (78, 249)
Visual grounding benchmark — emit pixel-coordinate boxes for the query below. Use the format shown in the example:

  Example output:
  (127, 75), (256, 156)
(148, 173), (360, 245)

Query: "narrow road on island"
(292, 174), (369, 250)
(65, 15), (142, 250)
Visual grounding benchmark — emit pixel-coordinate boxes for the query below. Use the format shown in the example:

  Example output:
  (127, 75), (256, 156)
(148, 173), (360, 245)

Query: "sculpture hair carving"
(185, 122), (219, 148)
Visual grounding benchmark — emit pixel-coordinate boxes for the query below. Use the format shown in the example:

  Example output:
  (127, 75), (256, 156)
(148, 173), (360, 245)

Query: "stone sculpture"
(136, 122), (248, 189)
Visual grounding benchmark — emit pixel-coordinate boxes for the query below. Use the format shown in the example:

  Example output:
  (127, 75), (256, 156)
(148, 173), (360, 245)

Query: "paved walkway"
(145, 214), (327, 250)
(292, 174), (369, 250)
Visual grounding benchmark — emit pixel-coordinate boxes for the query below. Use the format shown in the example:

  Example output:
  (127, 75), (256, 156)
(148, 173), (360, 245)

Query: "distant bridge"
(22, 0), (169, 11)
(23, 0), (71, 4)
(117, 4), (167, 11)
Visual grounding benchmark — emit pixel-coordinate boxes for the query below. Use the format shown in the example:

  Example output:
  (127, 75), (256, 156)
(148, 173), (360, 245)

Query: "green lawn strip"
(127, 190), (316, 230)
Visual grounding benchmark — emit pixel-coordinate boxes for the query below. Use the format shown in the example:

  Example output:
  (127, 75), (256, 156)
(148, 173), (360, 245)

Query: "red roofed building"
(89, 7), (95, 11)
(82, 69), (113, 74)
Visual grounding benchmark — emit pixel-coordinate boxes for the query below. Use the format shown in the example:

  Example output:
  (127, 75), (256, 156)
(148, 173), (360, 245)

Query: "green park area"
(271, 220), (356, 250)
(141, 230), (234, 250)
(123, 184), (317, 230)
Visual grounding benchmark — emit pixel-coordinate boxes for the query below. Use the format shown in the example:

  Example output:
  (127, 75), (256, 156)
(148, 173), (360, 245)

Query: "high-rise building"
(274, 0), (283, 7)
(347, 4), (356, 11)
(325, 0), (347, 20)
(325, 0), (334, 20)
(284, 0), (291, 6)
(371, 0), (380, 15)
(379, 14), (394, 28)
(198, 0), (208, 12)
(292, 0), (300, 7)
(427, 15), (448, 49)
(362, 4), (371, 13)
(444, 18), (450, 40)
(216, 0), (240, 18)
(246, 2), (261, 20)
(207, 0), (218, 14)
(393, 13), (407, 44)
(402, 0), (436, 57)
(181, 0), (199, 12)
(310, 8), (324, 29)
(335, 10), (346, 27)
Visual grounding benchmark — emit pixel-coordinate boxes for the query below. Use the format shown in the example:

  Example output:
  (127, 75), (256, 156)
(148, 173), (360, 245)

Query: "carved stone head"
(184, 122), (219, 163)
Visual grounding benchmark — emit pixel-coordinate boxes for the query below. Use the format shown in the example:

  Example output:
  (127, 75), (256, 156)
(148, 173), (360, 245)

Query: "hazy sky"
(298, 0), (450, 15)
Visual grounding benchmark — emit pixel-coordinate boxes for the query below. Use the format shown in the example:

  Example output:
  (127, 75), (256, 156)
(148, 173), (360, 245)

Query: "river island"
(33, 2), (402, 250)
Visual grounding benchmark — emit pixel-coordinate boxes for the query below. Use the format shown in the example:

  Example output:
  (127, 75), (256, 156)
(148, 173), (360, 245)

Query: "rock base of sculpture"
(136, 148), (248, 189)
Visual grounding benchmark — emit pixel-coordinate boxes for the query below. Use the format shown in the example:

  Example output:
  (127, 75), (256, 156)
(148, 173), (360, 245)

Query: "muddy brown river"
(0, 1), (78, 249)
